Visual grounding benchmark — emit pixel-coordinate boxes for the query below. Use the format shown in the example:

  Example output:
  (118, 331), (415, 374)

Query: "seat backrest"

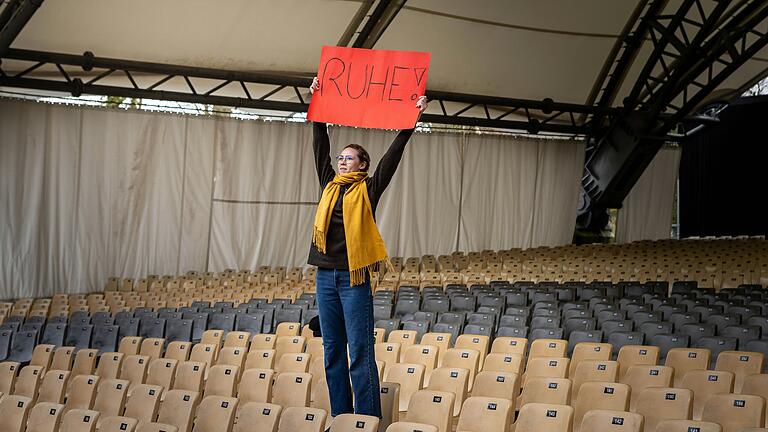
(51, 347), (76, 371)
(490, 336), (528, 356)
(245, 349), (276, 370)
(420, 333), (452, 356)
(513, 402), (573, 432)
(191, 395), (237, 432)
(117, 337), (142, 356)
(59, 409), (100, 432)
(92, 378), (129, 418)
(99, 416), (138, 432)
(741, 373), (768, 401)
(139, 338), (165, 360)
(135, 422), (182, 432)
(375, 342), (402, 369)
(14, 365), (45, 399)
(329, 414), (379, 432)
(216, 347), (246, 370)
(426, 367), (469, 417)
(379, 382), (401, 432)
(0, 361), (20, 395)
(519, 377), (571, 408)
(482, 353), (524, 374)
(522, 357), (569, 388)
(701, 393), (766, 432)
(383, 363), (425, 412)
(455, 397), (513, 432)
(123, 384), (162, 425)
(38, 369), (70, 404)
(164, 342), (191, 362)
(156, 390), (200, 432)
(30, 344), (56, 369)
(71, 349), (99, 377)
(619, 365), (674, 411)
(455, 334), (490, 366)
(188, 344), (216, 368)
(249, 334), (276, 351)
(274, 336), (305, 359)
(714, 350), (765, 392)
(568, 342), (612, 377)
(275, 322), (300, 338)
(276, 407), (326, 432)
(95, 352), (124, 380)
(173, 361), (206, 393)
(655, 420), (723, 432)
(572, 382), (631, 432)
(384, 423), (438, 432)
(275, 352), (310, 374)
(471, 371), (519, 402)
(441, 349), (480, 389)
(238, 368), (274, 405)
(25, 401), (64, 432)
(119, 355), (150, 389)
(403, 389), (454, 432)
(203, 365), (239, 398)
(64, 375), (100, 413)
(680, 369), (734, 420)
(223, 331), (250, 349)
(570, 360), (619, 400)
(634, 387), (693, 432)
(664, 348), (711, 387)
(527, 339), (568, 361)
(146, 358), (177, 391)
(0, 394), (32, 432)
(233, 402), (281, 432)
(579, 409), (643, 432)
(271, 372), (311, 409)
(616, 345), (660, 377)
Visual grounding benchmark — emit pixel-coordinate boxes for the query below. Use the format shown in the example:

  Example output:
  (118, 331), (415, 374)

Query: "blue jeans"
(316, 268), (381, 418)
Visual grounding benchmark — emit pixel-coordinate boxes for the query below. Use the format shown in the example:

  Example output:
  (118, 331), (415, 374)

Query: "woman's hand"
(310, 77), (320, 95)
(416, 95), (428, 120)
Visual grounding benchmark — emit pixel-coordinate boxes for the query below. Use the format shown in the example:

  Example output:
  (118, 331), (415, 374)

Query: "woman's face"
(337, 147), (366, 173)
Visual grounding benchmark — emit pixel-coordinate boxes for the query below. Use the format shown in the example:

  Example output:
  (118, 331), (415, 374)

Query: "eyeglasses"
(336, 155), (356, 163)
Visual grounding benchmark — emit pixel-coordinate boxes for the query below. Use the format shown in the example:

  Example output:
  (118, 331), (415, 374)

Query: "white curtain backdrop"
(1, 99), (584, 298)
(616, 146), (681, 244)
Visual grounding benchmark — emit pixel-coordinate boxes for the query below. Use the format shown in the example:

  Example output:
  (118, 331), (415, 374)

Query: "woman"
(308, 76), (427, 419)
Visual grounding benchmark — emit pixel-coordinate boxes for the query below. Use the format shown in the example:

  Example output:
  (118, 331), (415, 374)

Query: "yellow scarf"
(312, 171), (390, 286)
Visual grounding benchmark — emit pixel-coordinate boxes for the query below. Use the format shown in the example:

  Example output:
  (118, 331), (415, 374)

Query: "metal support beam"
(0, 48), (616, 135)
(352, 0), (407, 49)
(337, 0), (374, 47)
(0, 0), (43, 57)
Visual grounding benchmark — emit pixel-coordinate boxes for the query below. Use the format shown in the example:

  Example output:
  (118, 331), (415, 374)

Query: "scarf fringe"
(312, 227), (326, 254)
(350, 258), (391, 286)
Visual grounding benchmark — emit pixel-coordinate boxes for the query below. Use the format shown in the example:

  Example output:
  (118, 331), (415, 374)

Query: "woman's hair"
(344, 144), (370, 172)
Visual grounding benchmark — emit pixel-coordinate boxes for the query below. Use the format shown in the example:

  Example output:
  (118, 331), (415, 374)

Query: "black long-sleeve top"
(308, 122), (414, 269)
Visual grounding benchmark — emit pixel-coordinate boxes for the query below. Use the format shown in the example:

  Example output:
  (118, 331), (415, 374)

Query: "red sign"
(307, 46), (431, 130)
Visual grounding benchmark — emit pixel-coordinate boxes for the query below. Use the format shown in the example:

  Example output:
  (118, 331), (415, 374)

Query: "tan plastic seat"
(223, 331), (251, 349)
(579, 409), (643, 432)
(200, 330), (224, 356)
(275, 352), (311, 373)
(156, 390), (201, 432)
(384, 363), (425, 411)
(233, 402), (281, 432)
(403, 389), (454, 432)
(304, 338), (324, 360)
(655, 420), (722, 432)
(634, 387), (693, 432)
(216, 347), (246, 374)
(30, 344), (56, 370)
(700, 393), (766, 432)
(203, 365), (239, 397)
(245, 349), (277, 370)
(328, 414), (379, 432)
(619, 365), (673, 411)
(741, 373), (768, 401)
(522, 357), (569, 388)
(0, 361), (20, 394)
(572, 382), (631, 432)
(275, 336), (306, 359)
(164, 342), (191, 362)
(140, 338), (165, 360)
(237, 368), (274, 405)
(190, 395), (238, 432)
(570, 359), (619, 400)
(0, 395), (32, 432)
(99, 416), (138, 432)
(518, 377), (571, 408)
(512, 402), (573, 432)
(527, 339), (568, 361)
(388, 331), (418, 359)
(276, 406), (326, 432)
(375, 343), (402, 371)
(118, 337), (143, 356)
(482, 353), (524, 374)
(455, 396), (513, 432)
(385, 423), (438, 432)
(420, 333), (452, 362)
(92, 379), (130, 424)
(119, 355), (150, 393)
(173, 361), (206, 393)
(271, 372), (311, 409)
(664, 348), (711, 387)
(188, 344), (216, 369)
(71, 349), (99, 378)
(568, 342), (612, 377)
(471, 371), (518, 402)
(490, 336), (527, 356)
(426, 367), (470, 416)
(25, 401), (64, 432)
(14, 365), (45, 400)
(51, 347), (76, 371)
(617, 345), (660, 378)
(136, 422), (180, 432)
(38, 369), (70, 404)
(275, 322), (301, 338)
(379, 382), (401, 432)
(63, 375), (100, 414)
(59, 409), (99, 432)
(124, 384), (162, 427)
(714, 350), (765, 393)
(680, 369), (734, 420)
(310, 379), (330, 418)
(402, 345), (439, 384)
(96, 352), (124, 379)
(250, 334), (277, 351)
(441, 349), (480, 390)
(146, 358), (177, 395)
(455, 335), (490, 369)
